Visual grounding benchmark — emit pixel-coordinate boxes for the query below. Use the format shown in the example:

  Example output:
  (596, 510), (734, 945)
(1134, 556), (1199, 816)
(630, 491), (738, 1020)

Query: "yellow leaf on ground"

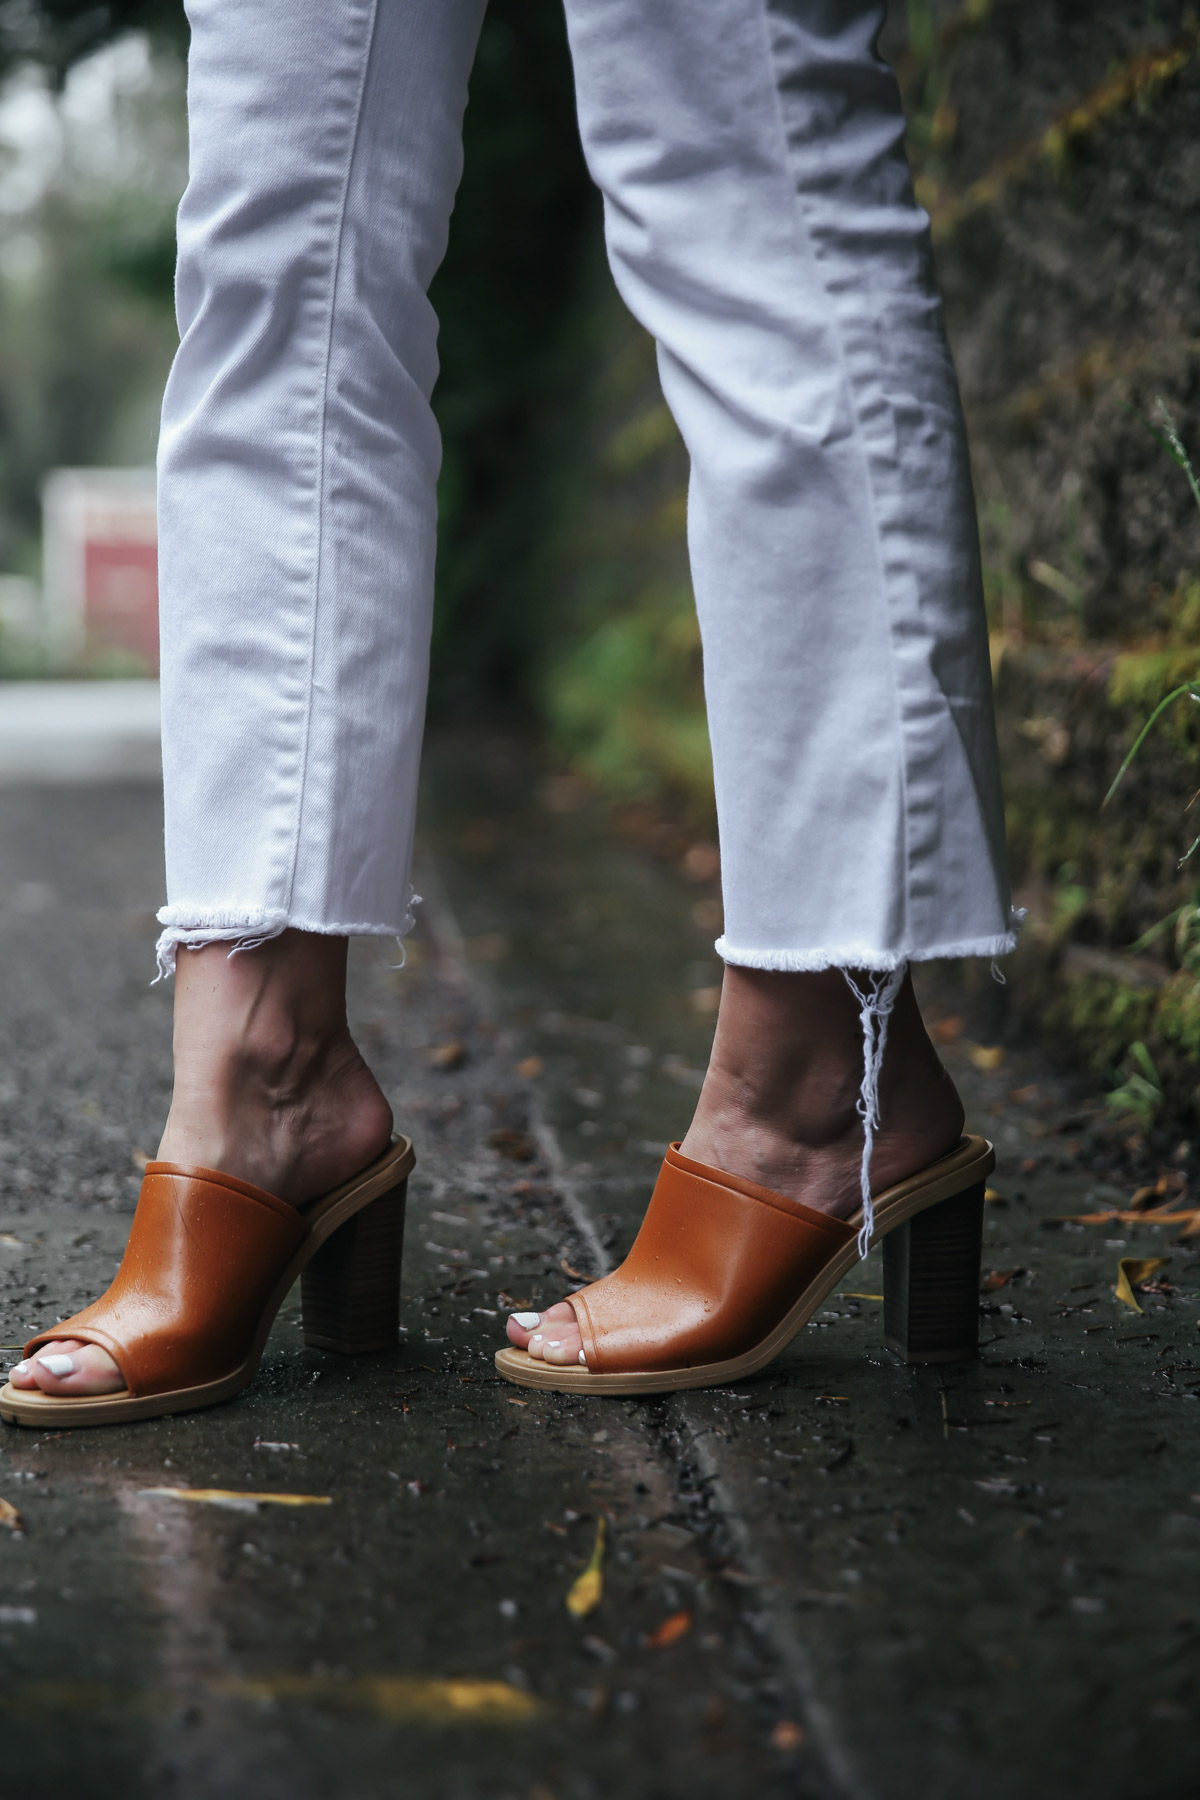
(841, 1293), (883, 1302)
(1114, 1257), (1170, 1313)
(0, 1499), (23, 1533)
(566, 1516), (607, 1618)
(138, 1488), (331, 1510)
(966, 1043), (1006, 1071)
(216, 1675), (544, 1722)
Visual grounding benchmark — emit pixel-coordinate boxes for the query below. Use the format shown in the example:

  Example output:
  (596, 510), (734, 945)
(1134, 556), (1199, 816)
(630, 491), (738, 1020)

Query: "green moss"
(1049, 974), (1156, 1077)
(1108, 649), (1200, 711)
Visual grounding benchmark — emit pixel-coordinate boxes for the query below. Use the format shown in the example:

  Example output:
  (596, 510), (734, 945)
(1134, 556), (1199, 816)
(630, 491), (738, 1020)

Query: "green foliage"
(427, 0), (598, 709)
(1106, 1039), (1164, 1129)
(0, 40), (184, 580)
(0, 0), (185, 87)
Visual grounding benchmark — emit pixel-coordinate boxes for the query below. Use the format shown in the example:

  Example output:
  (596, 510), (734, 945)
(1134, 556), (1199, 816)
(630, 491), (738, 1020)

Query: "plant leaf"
(1103, 685), (1200, 808)
(138, 1488), (331, 1510)
(0, 1498), (23, 1533)
(566, 1515), (607, 1618)
(215, 1674), (544, 1722)
(645, 1610), (692, 1649)
(1114, 1257), (1170, 1312)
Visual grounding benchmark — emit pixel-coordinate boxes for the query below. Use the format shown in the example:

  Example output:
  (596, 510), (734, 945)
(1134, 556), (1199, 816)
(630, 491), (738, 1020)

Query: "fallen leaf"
(0, 1234), (23, 1249)
(1008, 1084), (1041, 1104)
(0, 1499), (23, 1533)
(566, 1516), (607, 1618)
(138, 1488), (331, 1511)
(984, 1188), (1005, 1204)
(1115, 1257), (1170, 1312)
(425, 1041), (466, 1072)
(1057, 1208), (1200, 1228)
(930, 1016), (964, 1045)
(490, 1128), (535, 1162)
(966, 1043), (1006, 1071)
(216, 1674), (543, 1722)
(981, 1268), (1026, 1291)
(560, 1258), (590, 1281)
(841, 1293), (883, 1302)
(688, 987), (722, 1017)
(515, 1056), (544, 1079)
(770, 1721), (805, 1752)
(645, 1610), (692, 1649)
(131, 1147), (151, 1172)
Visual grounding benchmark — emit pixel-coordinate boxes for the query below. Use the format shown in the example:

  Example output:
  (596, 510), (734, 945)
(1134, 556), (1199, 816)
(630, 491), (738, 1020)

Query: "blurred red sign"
(42, 469), (158, 672)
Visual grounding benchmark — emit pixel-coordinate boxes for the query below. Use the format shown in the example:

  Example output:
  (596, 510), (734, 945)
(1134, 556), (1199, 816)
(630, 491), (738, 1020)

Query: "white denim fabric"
(156, 0), (1019, 982)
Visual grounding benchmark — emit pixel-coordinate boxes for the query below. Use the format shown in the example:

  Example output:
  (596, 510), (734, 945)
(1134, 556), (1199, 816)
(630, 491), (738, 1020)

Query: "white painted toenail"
(512, 1311), (540, 1329)
(547, 1340), (562, 1349)
(10, 1360), (29, 1376)
(578, 1350), (586, 1364)
(529, 1333), (543, 1345)
(38, 1354), (76, 1376)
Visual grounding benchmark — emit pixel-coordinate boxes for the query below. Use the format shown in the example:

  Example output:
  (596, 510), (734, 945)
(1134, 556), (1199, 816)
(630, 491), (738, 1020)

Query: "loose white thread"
(843, 963), (907, 1259)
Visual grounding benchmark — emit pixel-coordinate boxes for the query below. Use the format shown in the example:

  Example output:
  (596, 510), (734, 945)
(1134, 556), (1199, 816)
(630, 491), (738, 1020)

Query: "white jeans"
(156, 0), (1018, 983)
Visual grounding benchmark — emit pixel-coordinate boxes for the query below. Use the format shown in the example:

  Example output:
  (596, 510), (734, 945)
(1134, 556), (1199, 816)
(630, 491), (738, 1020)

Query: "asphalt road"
(0, 731), (1197, 1799)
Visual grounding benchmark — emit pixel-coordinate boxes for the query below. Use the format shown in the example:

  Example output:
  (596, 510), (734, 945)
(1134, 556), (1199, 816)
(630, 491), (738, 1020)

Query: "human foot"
(9, 930), (392, 1399)
(506, 966), (964, 1368)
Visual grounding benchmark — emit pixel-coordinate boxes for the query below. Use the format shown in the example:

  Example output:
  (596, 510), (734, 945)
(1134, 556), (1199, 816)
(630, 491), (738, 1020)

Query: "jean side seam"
(282, 0), (381, 920)
(752, 0), (914, 955)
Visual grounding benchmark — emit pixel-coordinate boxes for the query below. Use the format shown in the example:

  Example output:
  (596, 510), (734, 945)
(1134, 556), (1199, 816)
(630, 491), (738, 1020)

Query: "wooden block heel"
(882, 1179), (985, 1364)
(300, 1180), (408, 1355)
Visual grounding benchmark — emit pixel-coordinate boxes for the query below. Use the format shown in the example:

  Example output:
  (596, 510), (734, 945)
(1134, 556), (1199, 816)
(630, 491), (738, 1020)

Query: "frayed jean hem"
(153, 895), (421, 981)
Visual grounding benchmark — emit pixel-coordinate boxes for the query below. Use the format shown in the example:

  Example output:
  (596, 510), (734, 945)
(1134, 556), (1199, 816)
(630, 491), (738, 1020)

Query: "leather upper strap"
(24, 1163), (308, 1396)
(567, 1144), (855, 1375)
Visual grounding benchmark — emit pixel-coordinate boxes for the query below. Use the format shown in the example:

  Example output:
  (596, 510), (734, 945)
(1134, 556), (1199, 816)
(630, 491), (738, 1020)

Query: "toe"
(507, 1299), (575, 1351)
(505, 1309), (543, 1348)
(23, 1340), (125, 1396)
(540, 1316), (585, 1365)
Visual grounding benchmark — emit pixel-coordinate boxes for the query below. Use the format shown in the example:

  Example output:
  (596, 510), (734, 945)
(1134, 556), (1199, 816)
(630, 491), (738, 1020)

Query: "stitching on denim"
(751, 0), (915, 951)
(283, 0), (381, 918)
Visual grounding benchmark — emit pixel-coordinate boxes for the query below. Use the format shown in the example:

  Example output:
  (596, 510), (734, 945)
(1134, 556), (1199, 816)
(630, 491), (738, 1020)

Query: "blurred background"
(2, 0), (1200, 1134)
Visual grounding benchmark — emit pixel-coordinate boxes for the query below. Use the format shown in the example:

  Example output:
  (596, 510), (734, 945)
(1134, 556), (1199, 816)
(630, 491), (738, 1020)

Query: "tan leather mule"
(0, 1135), (414, 1428)
(495, 1135), (993, 1395)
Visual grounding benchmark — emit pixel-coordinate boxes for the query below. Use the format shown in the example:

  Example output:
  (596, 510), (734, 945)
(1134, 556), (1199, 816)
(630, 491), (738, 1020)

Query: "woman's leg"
(11, 0), (487, 1397)
(510, 0), (1015, 1367)
(12, 931), (391, 1394)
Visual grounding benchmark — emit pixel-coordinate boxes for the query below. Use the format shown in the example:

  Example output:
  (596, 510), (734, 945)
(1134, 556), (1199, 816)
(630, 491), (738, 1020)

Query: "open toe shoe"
(0, 1134), (414, 1428)
(495, 1134), (994, 1395)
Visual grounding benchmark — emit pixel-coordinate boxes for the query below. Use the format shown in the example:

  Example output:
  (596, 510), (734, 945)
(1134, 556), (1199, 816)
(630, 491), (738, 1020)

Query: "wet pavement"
(0, 737), (1198, 1798)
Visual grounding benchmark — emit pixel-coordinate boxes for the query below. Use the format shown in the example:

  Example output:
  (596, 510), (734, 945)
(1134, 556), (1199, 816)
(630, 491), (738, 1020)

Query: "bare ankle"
(158, 931), (392, 1202)
(680, 964), (963, 1212)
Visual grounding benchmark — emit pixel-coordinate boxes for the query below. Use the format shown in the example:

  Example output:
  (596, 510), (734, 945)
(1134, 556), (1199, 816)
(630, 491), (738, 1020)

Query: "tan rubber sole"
(0, 1135), (415, 1429)
(494, 1135), (995, 1395)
